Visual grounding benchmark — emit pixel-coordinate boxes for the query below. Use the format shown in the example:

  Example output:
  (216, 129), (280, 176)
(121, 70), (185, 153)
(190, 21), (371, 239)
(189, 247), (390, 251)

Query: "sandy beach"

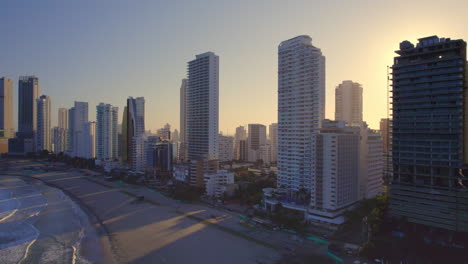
(1, 160), (284, 264)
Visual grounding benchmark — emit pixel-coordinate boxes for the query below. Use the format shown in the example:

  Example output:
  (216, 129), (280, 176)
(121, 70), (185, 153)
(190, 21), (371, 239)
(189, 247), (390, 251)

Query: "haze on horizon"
(2, 0), (467, 134)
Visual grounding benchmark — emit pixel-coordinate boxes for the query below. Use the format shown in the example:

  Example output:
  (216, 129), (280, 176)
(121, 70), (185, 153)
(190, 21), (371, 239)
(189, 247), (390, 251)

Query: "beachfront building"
(35, 95), (52, 152)
(96, 103), (119, 161)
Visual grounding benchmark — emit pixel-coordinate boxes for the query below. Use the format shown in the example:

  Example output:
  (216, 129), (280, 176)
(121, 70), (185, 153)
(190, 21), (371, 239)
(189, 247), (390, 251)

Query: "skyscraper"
(157, 123), (171, 141)
(124, 97), (145, 166)
(71, 101), (89, 157)
(390, 36), (468, 232)
(67, 107), (75, 152)
(96, 103), (119, 160)
(58, 108), (68, 129)
(277, 35), (325, 192)
(52, 126), (67, 153)
(18, 76), (40, 138)
(0, 77), (14, 138)
(335, 80), (363, 125)
(269, 123), (278, 163)
(35, 95), (51, 152)
(234, 126), (247, 160)
(82, 121), (96, 159)
(179, 79), (188, 161)
(247, 124), (267, 162)
(187, 52), (219, 161)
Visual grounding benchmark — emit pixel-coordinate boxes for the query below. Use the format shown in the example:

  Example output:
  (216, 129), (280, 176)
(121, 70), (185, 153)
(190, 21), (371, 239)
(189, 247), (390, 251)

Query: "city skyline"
(3, 0), (468, 134)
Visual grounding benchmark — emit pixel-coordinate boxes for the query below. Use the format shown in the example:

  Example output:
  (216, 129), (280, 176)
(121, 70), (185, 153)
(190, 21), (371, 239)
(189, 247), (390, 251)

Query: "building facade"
(124, 97), (145, 166)
(35, 95), (52, 152)
(96, 103), (119, 160)
(277, 35), (325, 193)
(0, 77), (14, 138)
(269, 123), (278, 163)
(187, 52), (219, 161)
(335, 80), (363, 125)
(248, 124), (267, 162)
(179, 78), (188, 161)
(218, 133), (234, 162)
(234, 126), (247, 160)
(390, 36), (468, 232)
(18, 76), (40, 142)
(82, 121), (96, 159)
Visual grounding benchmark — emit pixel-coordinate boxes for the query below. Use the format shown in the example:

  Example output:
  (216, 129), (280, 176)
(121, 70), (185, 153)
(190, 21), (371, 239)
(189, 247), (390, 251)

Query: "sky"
(1, 0), (468, 135)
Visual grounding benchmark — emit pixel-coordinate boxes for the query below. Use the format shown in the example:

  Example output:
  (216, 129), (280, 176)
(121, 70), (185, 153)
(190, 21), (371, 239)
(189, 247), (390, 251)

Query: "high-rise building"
(390, 36), (468, 232)
(146, 139), (173, 178)
(239, 139), (248, 161)
(35, 95), (51, 152)
(71, 102), (89, 157)
(379, 118), (390, 154)
(18, 76), (40, 138)
(82, 121), (96, 159)
(335, 80), (363, 125)
(277, 35), (325, 193)
(248, 124), (267, 162)
(96, 103), (119, 160)
(187, 52), (219, 161)
(52, 127), (67, 153)
(179, 78), (188, 161)
(234, 126), (247, 160)
(358, 123), (384, 200)
(0, 77), (14, 138)
(308, 121), (360, 226)
(219, 133), (234, 162)
(157, 123), (171, 141)
(124, 97), (145, 167)
(67, 107), (75, 152)
(269, 123), (278, 163)
(58, 108), (68, 130)
(172, 129), (180, 143)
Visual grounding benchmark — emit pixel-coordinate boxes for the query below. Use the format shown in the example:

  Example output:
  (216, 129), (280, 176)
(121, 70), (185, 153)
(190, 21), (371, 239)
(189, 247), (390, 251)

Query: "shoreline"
(2, 172), (117, 264)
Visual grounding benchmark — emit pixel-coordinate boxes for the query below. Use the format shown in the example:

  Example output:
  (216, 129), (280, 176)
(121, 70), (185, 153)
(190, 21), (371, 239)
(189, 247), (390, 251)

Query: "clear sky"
(2, 0), (467, 135)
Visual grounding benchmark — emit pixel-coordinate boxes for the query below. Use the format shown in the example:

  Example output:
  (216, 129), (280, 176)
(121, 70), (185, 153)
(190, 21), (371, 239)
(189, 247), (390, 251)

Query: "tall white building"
(308, 120), (359, 226)
(248, 124), (267, 162)
(58, 108), (68, 129)
(277, 35), (325, 193)
(187, 52), (219, 161)
(52, 127), (67, 153)
(179, 79), (188, 161)
(269, 123), (278, 163)
(96, 103), (119, 161)
(234, 126), (247, 160)
(335, 80), (363, 126)
(35, 95), (52, 152)
(82, 121), (96, 159)
(70, 101), (89, 157)
(218, 133), (234, 162)
(358, 123), (384, 200)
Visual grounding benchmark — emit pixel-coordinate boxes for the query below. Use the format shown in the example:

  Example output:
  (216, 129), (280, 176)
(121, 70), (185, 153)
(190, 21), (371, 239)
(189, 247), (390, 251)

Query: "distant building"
(218, 133), (234, 162)
(18, 76), (40, 139)
(205, 170), (234, 197)
(96, 103), (119, 160)
(132, 134), (146, 171)
(179, 79), (188, 162)
(173, 163), (190, 183)
(335, 80), (363, 126)
(172, 129), (180, 143)
(379, 118), (390, 154)
(35, 95), (52, 152)
(52, 127), (67, 153)
(146, 140), (173, 178)
(248, 124), (266, 162)
(81, 121), (96, 159)
(70, 101), (89, 157)
(0, 77), (14, 138)
(269, 123), (278, 163)
(124, 97), (145, 166)
(58, 108), (68, 129)
(157, 123), (171, 141)
(234, 126), (247, 160)
(239, 139), (248, 162)
(358, 123), (384, 199)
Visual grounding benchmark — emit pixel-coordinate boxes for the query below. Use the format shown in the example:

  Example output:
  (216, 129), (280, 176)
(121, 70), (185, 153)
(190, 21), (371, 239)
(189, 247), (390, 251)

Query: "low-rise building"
(205, 169), (234, 197)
